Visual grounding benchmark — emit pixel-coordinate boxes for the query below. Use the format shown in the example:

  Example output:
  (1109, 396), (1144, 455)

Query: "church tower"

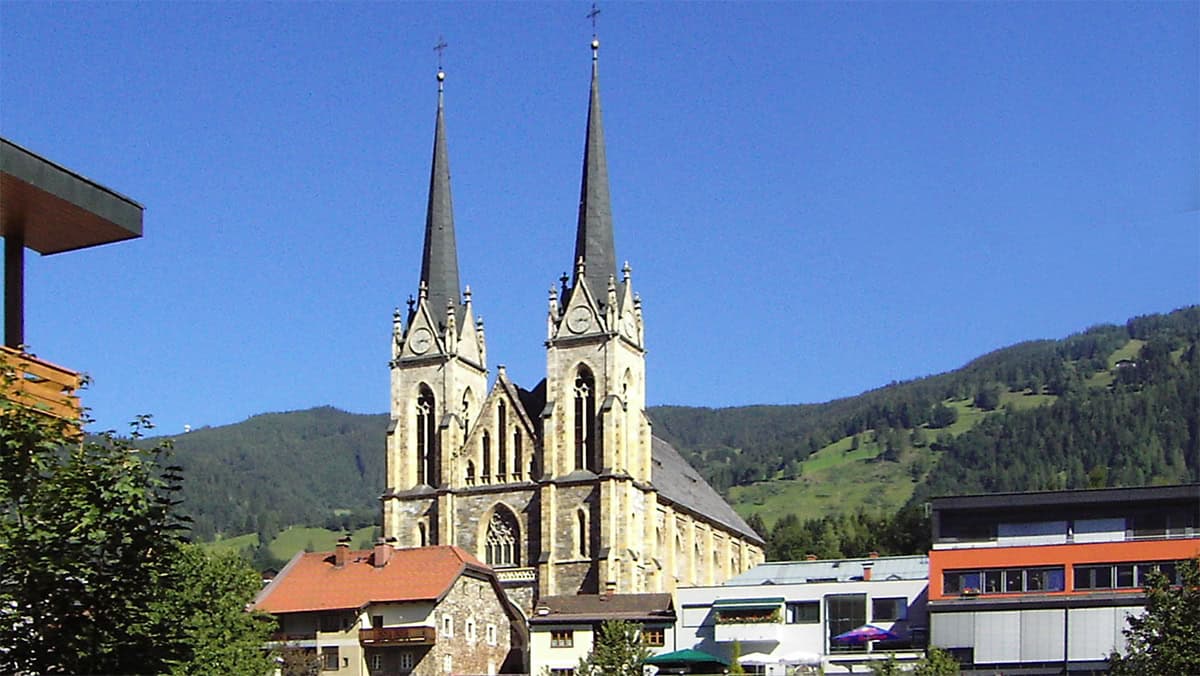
(381, 38), (765, 612)
(383, 69), (489, 549)
(536, 38), (657, 597)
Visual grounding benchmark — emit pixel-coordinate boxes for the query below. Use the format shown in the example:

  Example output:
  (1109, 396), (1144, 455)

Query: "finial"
(418, 281), (428, 300)
(622, 261), (631, 281)
(406, 295), (415, 311)
(393, 307), (402, 321)
(576, 256), (587, 277)
(463, 285), (472, 304)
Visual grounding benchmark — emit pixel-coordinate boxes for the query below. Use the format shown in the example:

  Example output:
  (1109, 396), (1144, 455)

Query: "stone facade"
(381, 49), (764, 612)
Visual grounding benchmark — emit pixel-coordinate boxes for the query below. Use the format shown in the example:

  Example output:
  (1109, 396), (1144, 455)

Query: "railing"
(496, 567), (537, 583)
(270, 631), (316, 642)
(0, 346), (82, 420)
(359, 626), (436, 646)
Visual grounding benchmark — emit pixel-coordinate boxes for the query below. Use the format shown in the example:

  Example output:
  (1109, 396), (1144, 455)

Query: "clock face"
(409, 327), (433, 354)
(567, 306), (592, 334)
(622, 314), (637, 339)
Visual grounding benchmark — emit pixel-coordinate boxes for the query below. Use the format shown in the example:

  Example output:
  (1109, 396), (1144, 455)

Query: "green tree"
(1108, 558), (1200, 675)
(576, 619), (651, 676)
(728, 639), (746, 675)
(162, 545), (278, 676)
(0, 380), (274, 675)
(913, 647), (960, 675)
(868, 653), (902, 675)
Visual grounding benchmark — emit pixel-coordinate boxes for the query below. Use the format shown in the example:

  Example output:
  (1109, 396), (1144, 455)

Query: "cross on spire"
(434, 36), (448, 70)
(588, 3), (600, 37)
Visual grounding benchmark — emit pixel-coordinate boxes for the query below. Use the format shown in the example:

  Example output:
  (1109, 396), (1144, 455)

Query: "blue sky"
(2, 1), (1196, 435)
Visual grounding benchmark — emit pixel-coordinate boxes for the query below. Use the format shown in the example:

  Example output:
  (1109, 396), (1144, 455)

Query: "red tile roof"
(252, 545), (487, 615)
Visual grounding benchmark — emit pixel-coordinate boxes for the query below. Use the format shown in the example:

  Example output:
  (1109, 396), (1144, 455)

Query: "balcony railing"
(714, 622), (782, 643)
(359, 626), (436, 646)
(0, 346), (82, 420)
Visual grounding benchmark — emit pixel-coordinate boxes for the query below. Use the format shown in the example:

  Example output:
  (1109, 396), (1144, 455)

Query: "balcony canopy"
(1, 137), (143, 255)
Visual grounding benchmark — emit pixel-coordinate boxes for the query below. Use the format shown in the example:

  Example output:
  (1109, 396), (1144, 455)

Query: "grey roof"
(530, 593), (674, 624)
(652, 436), (764, 545)
(418, 80), (462, 328)
(724, 554), (929, 586)
(572, 49), (617, 306)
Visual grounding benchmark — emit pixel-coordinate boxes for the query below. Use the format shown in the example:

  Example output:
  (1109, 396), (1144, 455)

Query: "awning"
(712, 596), (784, 609)
(645, 648), (730, 668)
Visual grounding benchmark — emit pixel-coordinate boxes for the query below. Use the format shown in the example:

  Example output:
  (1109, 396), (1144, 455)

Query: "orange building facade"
(927, 484), (1199, 674)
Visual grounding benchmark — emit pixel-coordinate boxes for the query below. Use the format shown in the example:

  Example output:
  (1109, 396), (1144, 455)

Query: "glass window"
(827, 594), (867, 653)
(787, 601), (820, 624)
(1116, 564), (1135, 588)
(1004, 569), (1023, 593)
(322, 647), (339, 671)
(872, 597), (906, 622)
(399, 652), (414, 671)
(984, 570), (1003, 593)
(551, 630), (574, 648)
(642, 627), (665, 646)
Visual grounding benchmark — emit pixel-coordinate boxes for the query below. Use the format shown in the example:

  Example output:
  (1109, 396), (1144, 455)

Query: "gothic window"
(482, 432), (491, 484)
(485, 507), (519, 567)
(461, 388), (473, 430)
(466, 461), (475, 486)
(675, 534), (684, 579)
(576, 509), (588, 558)
(416, 387), (436, 486)
(574, 367), (596, 471)
(417, 522), (427, 547)
(498, 403), (507, 480)
(695, 543), (703, 582)
(513, 431), (523, 480)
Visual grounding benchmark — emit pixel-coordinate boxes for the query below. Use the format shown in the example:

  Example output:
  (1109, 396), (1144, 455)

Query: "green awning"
(645, 648), (729, 667)
(712, 596), (784, 609)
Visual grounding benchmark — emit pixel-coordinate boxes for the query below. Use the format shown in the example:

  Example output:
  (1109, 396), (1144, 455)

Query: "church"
(381, 40), (764, 610)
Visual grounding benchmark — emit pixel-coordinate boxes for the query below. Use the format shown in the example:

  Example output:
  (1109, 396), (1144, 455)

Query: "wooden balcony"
(0, 346), (81, 420)
(359, 626), (436, 646)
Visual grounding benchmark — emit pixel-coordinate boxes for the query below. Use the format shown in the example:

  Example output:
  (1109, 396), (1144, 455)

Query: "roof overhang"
(712, 596), (785, 609)
(1, 137), (143, 254)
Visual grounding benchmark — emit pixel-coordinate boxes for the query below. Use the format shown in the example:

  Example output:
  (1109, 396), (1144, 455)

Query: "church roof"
(652, 436), (764, 545)
(418, 72), (463, 327)
(530, 592), (674, 625)
(251, 545), (487, 614)
(572, 41), (618, 306)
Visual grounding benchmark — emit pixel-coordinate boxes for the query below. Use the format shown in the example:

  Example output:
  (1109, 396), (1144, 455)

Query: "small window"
(371, 615), (384, 629)
(641, 627), (665, 646)
(466, 618), (476, 641)
(786, 601), (820, 624)
(872, 597), (906, 622)
(322, 646), (340, 671)
(398, 652), (414, 671)
(370, 653), (384, 671)
(551, 629), (574, 648)
(486, 623), (497, 646)
(443, 655), (452, 673)
(443, 614), (453, 637)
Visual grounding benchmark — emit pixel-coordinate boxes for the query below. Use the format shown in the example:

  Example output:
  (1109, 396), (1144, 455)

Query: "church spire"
(572, 37), (617, 305)
(419, 66), (462, 327)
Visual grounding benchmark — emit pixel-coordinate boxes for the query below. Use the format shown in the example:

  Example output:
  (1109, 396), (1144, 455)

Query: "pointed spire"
(572, 37), (617, 306)
(419, 66), (462, 328)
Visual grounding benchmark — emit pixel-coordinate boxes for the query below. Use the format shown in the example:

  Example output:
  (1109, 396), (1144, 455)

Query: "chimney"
(373, 537), (393, 568)
(862, 561), (874, 581)
(334, 535), (351, 568)
(805, 554), (817, 561)
(869, 551), (879, 559)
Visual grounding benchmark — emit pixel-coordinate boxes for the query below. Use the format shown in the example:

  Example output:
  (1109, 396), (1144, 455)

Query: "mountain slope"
(157, 307), (1198, 541)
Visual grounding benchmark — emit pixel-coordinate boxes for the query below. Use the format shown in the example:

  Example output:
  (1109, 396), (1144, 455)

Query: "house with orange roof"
(252, 539), (527, 675)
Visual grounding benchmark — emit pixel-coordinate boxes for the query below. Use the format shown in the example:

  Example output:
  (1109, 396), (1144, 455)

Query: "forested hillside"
(156, 307), (1198, 562)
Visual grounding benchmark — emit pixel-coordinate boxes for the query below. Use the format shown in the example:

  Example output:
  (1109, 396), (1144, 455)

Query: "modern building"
(928, 484), (1200, 674)
(252, 541), (527, 676)
(673, 554), (930, 674)
(528, 592), (675, 675)
(380, 39), (764, 611)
